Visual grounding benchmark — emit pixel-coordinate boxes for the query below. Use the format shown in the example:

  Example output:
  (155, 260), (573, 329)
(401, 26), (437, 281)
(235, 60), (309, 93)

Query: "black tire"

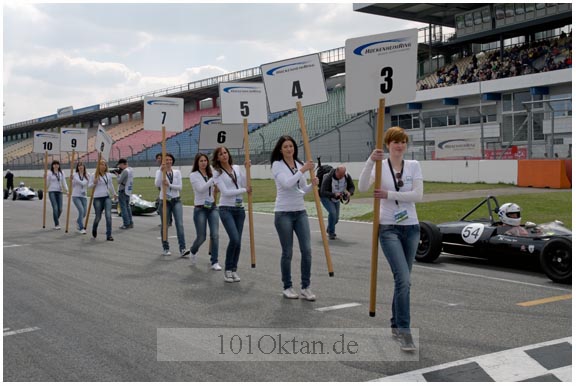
(416, 221), (443, 262)
(3, 189), (7, 200)
(539, 238), (571, 284)
(37, 189), (43, 200)
(12, 191), (17, 200)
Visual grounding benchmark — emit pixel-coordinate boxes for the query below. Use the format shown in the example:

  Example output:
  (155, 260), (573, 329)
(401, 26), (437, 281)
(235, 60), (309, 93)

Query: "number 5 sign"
(33, 131), (60, 154)
(345, 29), (418, 114)
(219, 82), (268, 124)
(199, 116), (244, 150)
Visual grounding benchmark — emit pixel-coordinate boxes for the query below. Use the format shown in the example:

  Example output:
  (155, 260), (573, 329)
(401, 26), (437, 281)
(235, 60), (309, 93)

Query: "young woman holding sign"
(71, 162), (89, 234)
(211, 146), (251, 283)
(189, 153), (221, 270)
(89, 160), (117, 241)
(358, 126), (423, 352)
(46, 160), (69, 230)
(270, 136), (318, 301)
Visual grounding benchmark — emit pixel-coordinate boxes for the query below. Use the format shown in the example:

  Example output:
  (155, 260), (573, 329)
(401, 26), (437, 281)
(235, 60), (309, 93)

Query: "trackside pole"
(296, 101), (334, 277)
(369, 98), (386, 317)
(161, 126), (168, 243)
(42, 151), (48, 228)
(65, 150), (76, 233)
(85, 152), (102, 230)
(243, 118), (256, 268)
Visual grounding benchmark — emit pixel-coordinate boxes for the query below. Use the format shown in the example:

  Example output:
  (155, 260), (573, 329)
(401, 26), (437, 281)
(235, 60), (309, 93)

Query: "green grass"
(8, 178), (571, 228)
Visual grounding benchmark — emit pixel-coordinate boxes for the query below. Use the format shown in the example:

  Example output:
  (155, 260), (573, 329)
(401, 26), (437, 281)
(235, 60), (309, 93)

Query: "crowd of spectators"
(418, 32), (572, 90)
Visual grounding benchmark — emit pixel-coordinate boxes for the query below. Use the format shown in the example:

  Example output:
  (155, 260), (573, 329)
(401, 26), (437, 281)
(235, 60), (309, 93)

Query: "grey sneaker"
(398, 333), (416, 352)
(283, 287), (299, 299)
(189, 251), (198, 265)
(162, 249), (171, 256)
(231, 271), (241, 282)
(224, 271), (234, 283)
(300, 288), (316, 301)
(391, 327), (400, 340)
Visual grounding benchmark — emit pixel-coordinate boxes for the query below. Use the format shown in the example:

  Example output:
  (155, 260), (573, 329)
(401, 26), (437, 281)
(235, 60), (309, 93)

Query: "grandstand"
(3, 4), (572, 169)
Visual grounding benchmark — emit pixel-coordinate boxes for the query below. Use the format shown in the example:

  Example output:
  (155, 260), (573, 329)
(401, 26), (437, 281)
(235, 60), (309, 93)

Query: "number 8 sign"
(345, 29), (418, 115)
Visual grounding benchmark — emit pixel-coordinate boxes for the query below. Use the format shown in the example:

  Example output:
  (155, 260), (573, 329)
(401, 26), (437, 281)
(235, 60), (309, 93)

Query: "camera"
(110, 168), (121, 175)
(339, 192), (350, 205)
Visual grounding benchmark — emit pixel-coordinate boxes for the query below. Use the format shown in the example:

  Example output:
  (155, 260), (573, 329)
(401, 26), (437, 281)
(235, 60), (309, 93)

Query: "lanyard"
(201, 173), (212, 197)
(223, 167), (239, 189)
(102, 174), (109, 187)
(387, 159), (404, 206)
(283, 159), (301, 189)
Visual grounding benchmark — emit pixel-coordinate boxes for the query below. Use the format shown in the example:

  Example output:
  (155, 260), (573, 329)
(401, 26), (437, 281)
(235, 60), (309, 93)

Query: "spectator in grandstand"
(358, 126), (423, 352)
(155, 153), (189, 257)
(46, 160), (69, 230)
(270, 135), (318, 301)
(116, 158), (134, 230)
(89, 159), (116, 241)
(320, 165), (355, 240)
(5, 169), (14, 193)
(189, 153), (221, 270)
(212, 146), (251, 283)
(71, 162), (89, 234)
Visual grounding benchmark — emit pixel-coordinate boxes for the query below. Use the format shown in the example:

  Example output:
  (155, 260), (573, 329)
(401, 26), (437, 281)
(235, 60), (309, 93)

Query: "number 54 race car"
(416, 196), (571, 284)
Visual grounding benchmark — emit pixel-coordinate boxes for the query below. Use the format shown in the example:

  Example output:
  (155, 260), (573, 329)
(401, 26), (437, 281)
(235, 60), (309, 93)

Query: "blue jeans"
(320, 197), (340, 235)
(158, 198), (186, 252)
(219, 206), (245, 272)
(48, 191), (63, 226)
(191, 206), (219, 264)
(118, 190), (133, 227)
(274, 210), (312, 290)
(379, 224), (420, 334)
(72, 196), (87, 230)
(93, 196), (112, 238)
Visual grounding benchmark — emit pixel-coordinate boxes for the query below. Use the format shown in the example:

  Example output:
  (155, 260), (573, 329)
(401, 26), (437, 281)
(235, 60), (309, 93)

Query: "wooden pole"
(369, 98), (386, 317)
(243, 118), (256, 268)
(42, 151), (48, 228)
(84, 152), (101, 230)
(161, 126), (168, 242)
(64, 150), (75, 233)
(296, 102), (334, 277)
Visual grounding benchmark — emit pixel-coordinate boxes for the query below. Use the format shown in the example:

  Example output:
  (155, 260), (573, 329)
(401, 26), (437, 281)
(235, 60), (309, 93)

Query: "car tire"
(3, 189), (7, 200)
(12, 191), (17, 200)
(416, 221), (443, 263)
(37, 189), (43, 200)
(539, 238), (571, 284)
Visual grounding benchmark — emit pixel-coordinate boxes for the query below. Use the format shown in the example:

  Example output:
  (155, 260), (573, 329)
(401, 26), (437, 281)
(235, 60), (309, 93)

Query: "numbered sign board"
(60, 128), (88, 152)
(143, 97), (184, 132)
(33, 131), (60, 155)
(199, 116), (243, 150)
(345, 29), (418, 114)
(261, 54), (328, 113)
(219, 82), (268, 124)
(95, 125), (113, 161)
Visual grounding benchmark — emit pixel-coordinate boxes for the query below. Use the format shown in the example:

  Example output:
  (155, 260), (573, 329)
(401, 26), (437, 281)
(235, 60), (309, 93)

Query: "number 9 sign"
(60, 128), (88, 152)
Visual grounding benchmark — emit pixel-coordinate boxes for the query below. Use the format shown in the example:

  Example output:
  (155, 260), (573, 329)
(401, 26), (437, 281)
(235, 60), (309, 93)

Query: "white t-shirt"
(358, 158), (423, 225)
(272, 160), (313, 212)
(72, 173), (89, 198)
(88, 173), (116, 198)
(46, 171), (68, 193)
(213, 165), (246, 207)
(155, 169), (182, 199)
(189, 170), (216, 206)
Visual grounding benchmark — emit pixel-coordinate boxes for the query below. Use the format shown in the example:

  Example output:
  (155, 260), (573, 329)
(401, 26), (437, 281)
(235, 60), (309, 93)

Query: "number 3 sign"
(345, 29), (418, 114)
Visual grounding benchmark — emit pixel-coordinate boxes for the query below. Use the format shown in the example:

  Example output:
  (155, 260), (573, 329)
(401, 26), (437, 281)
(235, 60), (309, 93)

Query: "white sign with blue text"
(60, 128), (88, 152)
(261, 54), (328, 113)
(95, 125), (113, 162)
(143, 97), (184, 132)
(219, 82), (268, 124)
(199, 116), (244, 150)
(33, 131), (61, 155)
(345, 29), (418, 114)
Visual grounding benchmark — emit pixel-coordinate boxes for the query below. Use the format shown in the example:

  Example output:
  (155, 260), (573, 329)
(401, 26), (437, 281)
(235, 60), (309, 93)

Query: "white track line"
(315, 303), (362, 312)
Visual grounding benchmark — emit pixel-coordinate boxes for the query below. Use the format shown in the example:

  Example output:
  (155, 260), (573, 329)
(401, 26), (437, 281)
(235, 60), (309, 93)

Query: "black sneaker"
(398, 333), (416, 352)
(92, 229), (97, 238)
(107, 236), (114, 241)
(328, 233), (336, 240)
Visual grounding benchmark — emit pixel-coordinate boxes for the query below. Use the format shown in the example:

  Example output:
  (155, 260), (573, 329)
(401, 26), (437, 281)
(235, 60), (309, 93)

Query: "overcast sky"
(3, 2), (426, 125)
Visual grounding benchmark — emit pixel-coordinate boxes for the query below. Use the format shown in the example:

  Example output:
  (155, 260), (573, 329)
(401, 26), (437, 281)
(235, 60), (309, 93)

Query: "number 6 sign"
(198, 116), (244, 150)
(345, 29), (418, 114)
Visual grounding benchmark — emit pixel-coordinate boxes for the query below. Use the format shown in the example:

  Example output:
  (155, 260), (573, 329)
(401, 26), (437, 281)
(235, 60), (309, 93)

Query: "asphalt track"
(3, 195), (571, 381)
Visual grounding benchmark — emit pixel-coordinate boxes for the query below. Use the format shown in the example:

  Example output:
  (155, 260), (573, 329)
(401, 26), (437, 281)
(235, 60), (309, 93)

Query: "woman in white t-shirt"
(270, 135), (318, 301)
(71, 162), (89, 234)
(88, 159), (117, 241)
(46, 160), (69, 230)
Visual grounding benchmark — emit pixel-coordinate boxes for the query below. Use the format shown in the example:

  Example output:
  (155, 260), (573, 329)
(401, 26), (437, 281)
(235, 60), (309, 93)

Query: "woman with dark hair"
(189, 153), (221, 270)
(71, 161), (90, 234)
(212, 146), (251, 283)
(46, 160), (69, 230)
(88, 159), (117, 241)
(270, 135), (318, 301)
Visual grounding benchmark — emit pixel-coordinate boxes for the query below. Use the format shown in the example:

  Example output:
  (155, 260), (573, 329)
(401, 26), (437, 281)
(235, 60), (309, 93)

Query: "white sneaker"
(231, 271), (241, 282)
(300, 288), (316, 301)
(224, 271), (234, 283)
(211, 262), (222, 271)
(80, 229), (87, 234)
(54, 226), (61, 230)
(283, 287), (299, 299)
(189, 251), (198, 265)
(162, 249), (171, 256)
(180, 249), (191, 258)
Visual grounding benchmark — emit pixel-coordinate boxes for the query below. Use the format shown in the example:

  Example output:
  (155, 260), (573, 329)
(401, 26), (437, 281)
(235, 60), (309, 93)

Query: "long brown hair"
(192, 153), (212, 179)
(211, 146), (233, 174)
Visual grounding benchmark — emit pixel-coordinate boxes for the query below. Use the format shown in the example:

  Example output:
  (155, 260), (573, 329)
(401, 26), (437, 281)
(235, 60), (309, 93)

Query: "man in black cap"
(116, 158), (134, 229)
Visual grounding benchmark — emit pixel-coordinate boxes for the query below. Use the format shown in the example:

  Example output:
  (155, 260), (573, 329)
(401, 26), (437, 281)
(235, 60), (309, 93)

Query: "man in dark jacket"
(319, 165), (355, 240)
(5, 169), (14, 193)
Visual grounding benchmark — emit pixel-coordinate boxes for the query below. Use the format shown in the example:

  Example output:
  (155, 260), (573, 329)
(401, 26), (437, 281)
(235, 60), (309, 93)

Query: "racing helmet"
(498, 203), (522, 226)
(19, 181), (25, 188)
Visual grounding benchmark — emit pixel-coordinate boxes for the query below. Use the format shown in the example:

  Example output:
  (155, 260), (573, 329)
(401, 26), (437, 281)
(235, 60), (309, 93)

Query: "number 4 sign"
(199, 116), (244, 150)
(345, 29), (418, 114)
(33, 131), (61, 154)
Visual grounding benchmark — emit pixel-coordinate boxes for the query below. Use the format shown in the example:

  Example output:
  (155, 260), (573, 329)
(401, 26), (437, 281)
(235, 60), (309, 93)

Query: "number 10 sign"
(345, 29), (418, 114)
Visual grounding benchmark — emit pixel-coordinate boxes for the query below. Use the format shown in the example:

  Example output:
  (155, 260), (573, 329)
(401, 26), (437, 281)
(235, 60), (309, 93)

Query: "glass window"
(514, 113), (528, 141)
(536, 3), (546, 9)
(505, 4), (515, 17)
(525, 3), (535, 12)
(503, 115), (514, 142)
(474, 11), (482, 25)
(515, 4), (525, 15)
(513, 92), (531, 112)
(482, 7), (491, 23)
(465, 13), (473, 27)
(456, 15), (465, 29)
(495, 4), (505, 20)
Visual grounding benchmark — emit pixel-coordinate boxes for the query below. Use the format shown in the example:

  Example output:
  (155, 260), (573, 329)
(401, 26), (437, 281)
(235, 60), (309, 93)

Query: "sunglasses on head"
(395, 172), (404, 187)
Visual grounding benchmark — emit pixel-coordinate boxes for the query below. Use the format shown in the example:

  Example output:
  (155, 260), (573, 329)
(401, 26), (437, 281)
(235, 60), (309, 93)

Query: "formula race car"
(5, 183), (43, 201)
(416, 196), (571, 284)
(113, 194), (158, 216)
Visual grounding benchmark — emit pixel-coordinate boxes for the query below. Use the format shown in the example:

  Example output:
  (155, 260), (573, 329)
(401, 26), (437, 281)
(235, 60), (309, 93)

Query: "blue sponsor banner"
(74, 104), (100, 115)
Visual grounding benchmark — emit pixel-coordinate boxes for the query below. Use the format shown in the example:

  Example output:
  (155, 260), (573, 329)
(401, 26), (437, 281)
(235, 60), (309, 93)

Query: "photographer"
(320, 165), (355, 240)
